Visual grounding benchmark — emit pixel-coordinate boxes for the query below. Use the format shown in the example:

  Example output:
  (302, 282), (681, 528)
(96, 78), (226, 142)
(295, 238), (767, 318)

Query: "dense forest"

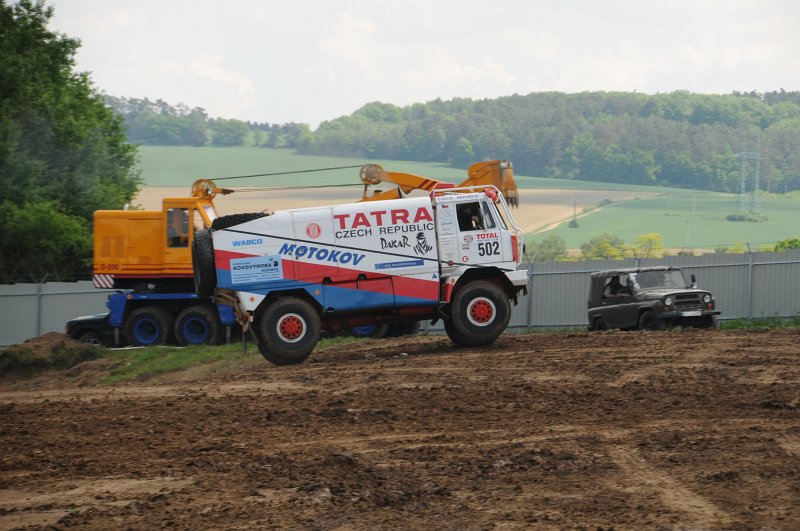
(299, 91), (800, 193)
(107, 91), (800, 194)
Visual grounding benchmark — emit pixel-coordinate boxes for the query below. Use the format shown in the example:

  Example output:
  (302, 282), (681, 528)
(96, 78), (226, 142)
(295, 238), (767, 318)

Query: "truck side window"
(457, 202), (483, 231)
(480, 202), (497, 229)
(166, 208), (190, 247)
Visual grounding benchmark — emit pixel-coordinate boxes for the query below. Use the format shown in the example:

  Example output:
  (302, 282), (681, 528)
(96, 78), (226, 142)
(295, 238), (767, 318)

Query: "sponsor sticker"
(375, 259), (425, 270)
(306, 223), (322, 239)
(230, 255), (284, 284)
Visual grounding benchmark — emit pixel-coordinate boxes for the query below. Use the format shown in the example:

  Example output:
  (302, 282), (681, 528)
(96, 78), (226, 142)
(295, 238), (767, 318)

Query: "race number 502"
(477, 241), (500, 256)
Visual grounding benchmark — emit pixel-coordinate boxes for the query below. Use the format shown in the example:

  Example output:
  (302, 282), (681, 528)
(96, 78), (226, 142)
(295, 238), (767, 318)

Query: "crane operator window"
(166, 208), (190, 247)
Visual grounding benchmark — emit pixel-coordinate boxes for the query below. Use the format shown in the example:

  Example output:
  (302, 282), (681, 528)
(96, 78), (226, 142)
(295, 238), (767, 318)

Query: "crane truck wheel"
(386, 320), (421, 337)
(210, 212), (269, 231)
(444, 281), (511, 347)
(350, 324), (389, 339)
(126, 307), (174, 346)
(192, 229), (216, 298)
(255, 297), (321, 366)
(174, 305), (221, 346)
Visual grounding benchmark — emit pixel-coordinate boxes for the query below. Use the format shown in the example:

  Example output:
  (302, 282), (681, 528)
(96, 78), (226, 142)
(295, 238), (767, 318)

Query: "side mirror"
(690, 273), (697, 289)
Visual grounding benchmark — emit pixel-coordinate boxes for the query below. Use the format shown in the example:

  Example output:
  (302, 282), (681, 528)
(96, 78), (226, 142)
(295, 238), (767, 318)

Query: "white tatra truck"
(193, 182), (528, 365)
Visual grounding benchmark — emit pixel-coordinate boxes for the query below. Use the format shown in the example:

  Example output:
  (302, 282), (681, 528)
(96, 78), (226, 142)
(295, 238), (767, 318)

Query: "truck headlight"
(702, 294), (712, 304)
(664, 297), (673, 307)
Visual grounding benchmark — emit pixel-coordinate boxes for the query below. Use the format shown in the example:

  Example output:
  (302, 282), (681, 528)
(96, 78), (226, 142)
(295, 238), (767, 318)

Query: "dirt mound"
(2, 328), (800, 529)
(0, 332), (100, 375)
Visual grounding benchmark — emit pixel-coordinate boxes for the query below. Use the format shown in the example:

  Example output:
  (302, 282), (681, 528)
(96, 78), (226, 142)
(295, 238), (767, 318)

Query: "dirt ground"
(133, 187), (656, 235)
(2, 328), (800, 530)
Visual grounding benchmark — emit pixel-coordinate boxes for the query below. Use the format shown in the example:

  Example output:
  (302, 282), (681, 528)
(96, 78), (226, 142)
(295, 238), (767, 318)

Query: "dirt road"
(2, 329), (799, 529)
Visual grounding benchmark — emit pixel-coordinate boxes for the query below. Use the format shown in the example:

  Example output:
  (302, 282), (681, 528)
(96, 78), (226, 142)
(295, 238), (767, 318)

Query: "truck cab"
(93, 196), (217, 290)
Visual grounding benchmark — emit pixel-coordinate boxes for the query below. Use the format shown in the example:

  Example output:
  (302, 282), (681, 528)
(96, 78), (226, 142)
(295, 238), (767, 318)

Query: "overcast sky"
(48, 0), (800, 128)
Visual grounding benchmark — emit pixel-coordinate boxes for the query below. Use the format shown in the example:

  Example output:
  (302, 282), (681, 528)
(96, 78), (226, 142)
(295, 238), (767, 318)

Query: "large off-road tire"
(444, 281), (511, 347)
(591, 317), (608, 331)
(638, 310), (665, 331)
(211, 212), (268, 231)
(174, 305), (221, 346)
(192, 229), (216, 298)
(255, 297), (321, 366)
(125, 306), (174, 346)
(351, 324), (389, 339)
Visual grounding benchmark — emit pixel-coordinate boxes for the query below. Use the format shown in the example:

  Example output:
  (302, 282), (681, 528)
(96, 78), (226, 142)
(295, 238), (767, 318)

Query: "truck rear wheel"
(192, 229), (216, 298)
(126, 306), (174, 346)
(255, 297), (321, 365)
(387, 321), (420, 337)
(445, 281), (511, 347)
(175, 305), (221, 346)
(351, 324), (389, 338)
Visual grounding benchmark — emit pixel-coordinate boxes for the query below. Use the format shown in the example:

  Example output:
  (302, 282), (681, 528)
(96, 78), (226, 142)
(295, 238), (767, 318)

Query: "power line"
(211, 164), (366, 182)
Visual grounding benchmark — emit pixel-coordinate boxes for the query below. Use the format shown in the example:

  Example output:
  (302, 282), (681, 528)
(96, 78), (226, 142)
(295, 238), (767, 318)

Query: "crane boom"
(358, 160), (519, 207)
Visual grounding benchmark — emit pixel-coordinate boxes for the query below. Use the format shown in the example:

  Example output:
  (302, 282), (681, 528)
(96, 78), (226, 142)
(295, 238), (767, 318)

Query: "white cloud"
(48, 0), (800, 126)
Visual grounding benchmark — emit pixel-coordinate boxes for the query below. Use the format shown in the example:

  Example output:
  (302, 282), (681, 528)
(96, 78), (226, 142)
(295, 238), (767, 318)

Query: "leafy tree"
(0, 201), (92, 282)
(210, 118), (249, 146)
(0, 0), (139, 281)
(526, 235), (567, 262)
(581, 233), (627, 259)
(774, 238), (800, 251)
(634, 232), (664, 258)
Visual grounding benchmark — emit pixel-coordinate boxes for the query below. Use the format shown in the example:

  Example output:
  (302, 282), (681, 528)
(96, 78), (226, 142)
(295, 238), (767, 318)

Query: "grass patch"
(719, 314), (800, 330)
(101, 342), (258, 383)
(101, 335), (363, 383)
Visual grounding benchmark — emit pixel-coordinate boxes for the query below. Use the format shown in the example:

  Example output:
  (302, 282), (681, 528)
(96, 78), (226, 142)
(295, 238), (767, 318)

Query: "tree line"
(104, 96), (311, 149)
(112, 90), (800, 194)
(295, 92), (800, 194)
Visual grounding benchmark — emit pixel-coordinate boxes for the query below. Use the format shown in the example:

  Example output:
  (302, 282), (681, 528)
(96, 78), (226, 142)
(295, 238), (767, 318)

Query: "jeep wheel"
(445, 281), (511, 347)
(255, 297), (321, 365)
(638, 310), (665, 331)
(592, 317), (608, 331)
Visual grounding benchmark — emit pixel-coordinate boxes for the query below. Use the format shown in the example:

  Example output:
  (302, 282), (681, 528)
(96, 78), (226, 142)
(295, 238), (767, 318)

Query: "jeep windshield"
(631, 270), (688, 290)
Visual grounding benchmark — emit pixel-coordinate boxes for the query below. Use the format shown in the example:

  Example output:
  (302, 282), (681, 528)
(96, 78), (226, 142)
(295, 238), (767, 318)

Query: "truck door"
(163, 207), (191, 273)
(452, 199), (505, 266)
(291, 209), (338, 282)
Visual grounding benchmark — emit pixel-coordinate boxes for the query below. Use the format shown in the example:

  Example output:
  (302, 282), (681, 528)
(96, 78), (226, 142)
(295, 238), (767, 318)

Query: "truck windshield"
(633, 270), (687, 289)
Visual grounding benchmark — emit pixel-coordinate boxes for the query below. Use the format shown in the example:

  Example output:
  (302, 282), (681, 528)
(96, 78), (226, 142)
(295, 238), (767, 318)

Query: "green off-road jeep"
(588, 266), (720, 331)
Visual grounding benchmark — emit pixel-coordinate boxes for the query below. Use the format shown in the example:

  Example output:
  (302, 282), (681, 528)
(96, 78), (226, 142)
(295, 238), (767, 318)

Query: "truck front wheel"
(255, 298), (321, 365)
(175, 305), (221, 346)
(445, 281), (511, 347)
(126, 307), (174, 346)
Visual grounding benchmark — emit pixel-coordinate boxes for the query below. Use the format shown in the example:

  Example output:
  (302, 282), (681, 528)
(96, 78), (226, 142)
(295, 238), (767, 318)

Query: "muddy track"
(2, 329), (800, 529)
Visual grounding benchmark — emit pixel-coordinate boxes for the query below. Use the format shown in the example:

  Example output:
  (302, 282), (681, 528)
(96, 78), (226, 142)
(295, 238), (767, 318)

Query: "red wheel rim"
(277, 313), (306, 342)
(467, 297), (496, 326)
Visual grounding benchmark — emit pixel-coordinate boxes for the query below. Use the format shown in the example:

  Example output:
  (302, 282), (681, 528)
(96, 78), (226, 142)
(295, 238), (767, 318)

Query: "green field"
(527, 189), (800, 250)
(137, 146), (798, 250)
(137, 146), (463, 188)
